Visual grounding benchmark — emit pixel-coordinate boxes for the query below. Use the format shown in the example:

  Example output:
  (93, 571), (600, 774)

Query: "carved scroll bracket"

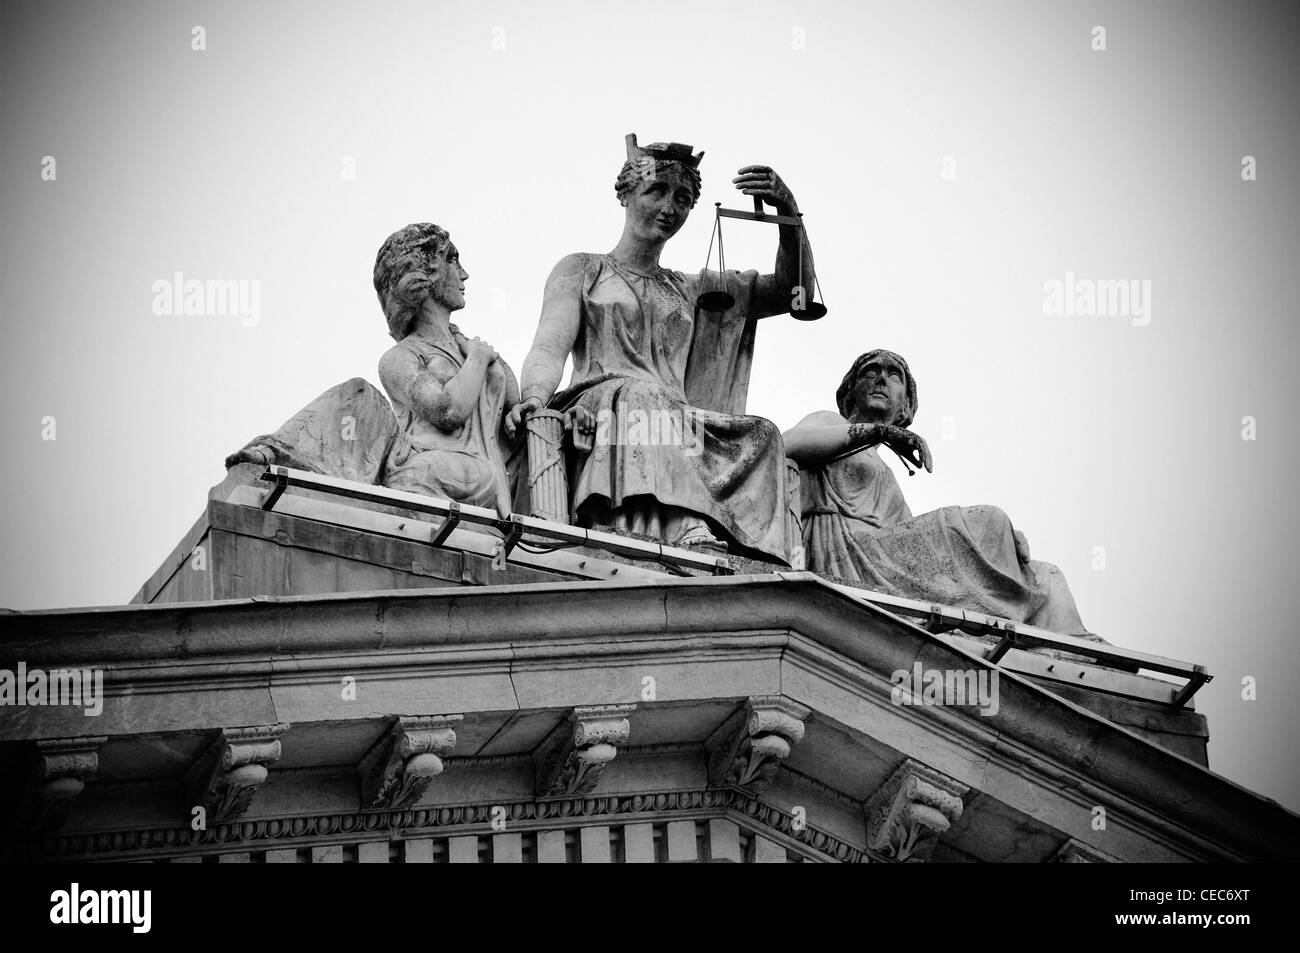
(864, 758), (969, 862)
(535, 705), (634, 798)
(184, 724), (289, 824)
(7, 736), (108, 837)
(706, 695), (810, 793)
(359, 714), (462, 810)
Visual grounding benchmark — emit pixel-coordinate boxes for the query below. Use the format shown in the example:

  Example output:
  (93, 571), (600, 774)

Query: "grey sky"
(2, 0), (1296, 813)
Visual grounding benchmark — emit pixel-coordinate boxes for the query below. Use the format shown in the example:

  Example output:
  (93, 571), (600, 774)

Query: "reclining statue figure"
(784, 349), (1096, 637)
(226, 223), (519, 514)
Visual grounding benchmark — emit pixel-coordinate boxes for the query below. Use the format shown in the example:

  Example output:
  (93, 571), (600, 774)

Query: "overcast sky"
(2, 0), (1297, 813)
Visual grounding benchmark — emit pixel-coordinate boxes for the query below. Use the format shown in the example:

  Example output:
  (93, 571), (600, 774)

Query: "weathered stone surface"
(358, 715), (462, 810)
(786, 350), (1093, 637)
(534, 705), (634, 797)
(376, 224), (519, 514)
(706, 695), (810, 793)
(225, 223), (520, 516)
(6, 736), (106, 837)
(864, 758), (969, 862)
(2, 576), (1291, 863)
(224, 378), (397, 485)
(508, 133), (817, 563)
(1052, 838), (1119, 863)
(184, 724), (288, 824)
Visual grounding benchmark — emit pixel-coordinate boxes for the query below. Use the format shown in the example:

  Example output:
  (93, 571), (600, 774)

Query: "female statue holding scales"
(507, 134), (815, 563)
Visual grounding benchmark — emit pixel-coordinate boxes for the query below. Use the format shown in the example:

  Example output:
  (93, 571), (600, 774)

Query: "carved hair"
(374, 223), (452, 341)
(615, 133), (703, 207)
(836, 349), (919, 428)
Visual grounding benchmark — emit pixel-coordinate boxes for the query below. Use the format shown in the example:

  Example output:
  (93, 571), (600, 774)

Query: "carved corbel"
(185, 724), (288, 824)
(864, 758), (969, 862)
(534, 705), (634, 797)
(6, 736), (108, 836)
(359, 715), (462, 810)
(706, 695), (810, 792)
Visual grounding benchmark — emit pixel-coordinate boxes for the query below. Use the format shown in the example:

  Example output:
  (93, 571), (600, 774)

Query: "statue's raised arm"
(730, 165), (818, 320)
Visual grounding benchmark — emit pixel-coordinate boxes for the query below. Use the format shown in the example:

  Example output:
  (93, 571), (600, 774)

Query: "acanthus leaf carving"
(864, 758), (968, 862)
(359, 715), (462, 810)
(184, 724), (289, 824)
(534, 706), (633, 798)
(706, 695), (809, 793)
(6, 736), (107, 837)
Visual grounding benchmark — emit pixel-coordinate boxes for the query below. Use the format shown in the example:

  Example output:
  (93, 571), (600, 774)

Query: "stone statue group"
(229, 134), (1092, 638)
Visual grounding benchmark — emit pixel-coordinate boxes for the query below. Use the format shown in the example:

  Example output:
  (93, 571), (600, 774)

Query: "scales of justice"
(696, 194), (827, 320)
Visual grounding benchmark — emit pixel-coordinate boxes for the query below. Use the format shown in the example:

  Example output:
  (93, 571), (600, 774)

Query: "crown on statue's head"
(625, 133), (704, 169)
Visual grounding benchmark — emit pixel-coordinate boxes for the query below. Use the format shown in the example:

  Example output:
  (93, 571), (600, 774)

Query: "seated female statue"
(376, 223), (519, 513)
(785, 349), (1095, 637)
(506, 135), (817, 562)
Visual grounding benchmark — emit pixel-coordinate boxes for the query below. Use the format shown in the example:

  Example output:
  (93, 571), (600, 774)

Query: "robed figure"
(225, 223), (519, 514)
(508, 135), (817, 564)
(785, 350), (1095, 637)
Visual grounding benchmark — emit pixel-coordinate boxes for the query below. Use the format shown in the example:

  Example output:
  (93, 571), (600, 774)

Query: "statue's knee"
(970, 504), (1011, 527)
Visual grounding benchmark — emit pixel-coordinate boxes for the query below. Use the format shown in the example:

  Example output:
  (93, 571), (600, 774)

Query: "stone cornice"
(2, 573), (1296, 861)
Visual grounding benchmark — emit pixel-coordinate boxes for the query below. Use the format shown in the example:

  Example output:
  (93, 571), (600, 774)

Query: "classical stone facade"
(1, 465), (1296, 863)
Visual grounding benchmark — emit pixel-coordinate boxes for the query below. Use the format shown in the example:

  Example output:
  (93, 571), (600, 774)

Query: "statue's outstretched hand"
(505, 396), (544, 440)
(732, 165), (796, 213)
(881, 426), (934, 473)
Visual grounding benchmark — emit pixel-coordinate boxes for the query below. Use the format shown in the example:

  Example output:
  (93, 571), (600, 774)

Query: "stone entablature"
(7, 790), (871, 864)
(2, 576), (1294, 862)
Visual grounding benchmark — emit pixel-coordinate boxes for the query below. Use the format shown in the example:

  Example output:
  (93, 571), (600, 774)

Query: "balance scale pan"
(789, 302), (827, 321)
(696, 291), (736, 312)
